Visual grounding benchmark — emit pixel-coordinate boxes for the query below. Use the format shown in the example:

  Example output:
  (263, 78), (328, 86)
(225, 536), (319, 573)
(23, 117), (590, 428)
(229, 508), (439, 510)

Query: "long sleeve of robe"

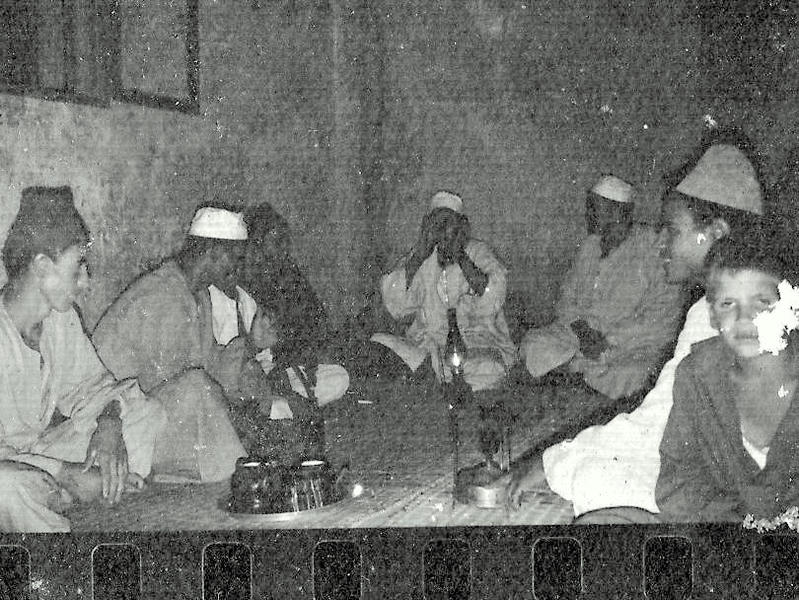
(93, 262), (247, 397)
(525, 226), (683, 399)
(377, 239), (517, 390)
(542, 297), (718, 515)
(554, 227), (680, 334)
(0, 303), (164, 476)
(92, 262), (207, 393)
(0, 300), (166, 532)
(657, 338), (799, 522)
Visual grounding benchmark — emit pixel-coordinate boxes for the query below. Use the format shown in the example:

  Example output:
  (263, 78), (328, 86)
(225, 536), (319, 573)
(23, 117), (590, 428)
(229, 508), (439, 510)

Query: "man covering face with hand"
(366, 190), (517, 391)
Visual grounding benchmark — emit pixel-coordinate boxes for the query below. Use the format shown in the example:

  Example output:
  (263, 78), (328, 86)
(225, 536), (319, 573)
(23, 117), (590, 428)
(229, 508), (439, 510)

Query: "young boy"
(657, 236), (799, 522)
(0, 186), (165, 531)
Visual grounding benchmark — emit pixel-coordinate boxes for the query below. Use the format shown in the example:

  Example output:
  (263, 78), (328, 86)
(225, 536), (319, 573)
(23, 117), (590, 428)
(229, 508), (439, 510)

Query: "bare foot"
(57, 463), (146, 505)
(57, 463), (102, 504)
(125, 473), (146, 492)
(47, 486), (74, 514)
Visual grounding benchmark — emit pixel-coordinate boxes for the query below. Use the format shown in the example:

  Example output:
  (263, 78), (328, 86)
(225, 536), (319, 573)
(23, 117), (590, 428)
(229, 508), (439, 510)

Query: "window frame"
(109, 0), (200, 115)
(0, 0), (200, 114)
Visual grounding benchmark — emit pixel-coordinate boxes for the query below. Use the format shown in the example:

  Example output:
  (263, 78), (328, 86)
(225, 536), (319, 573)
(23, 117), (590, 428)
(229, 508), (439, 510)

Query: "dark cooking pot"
(228, 456), (343, 514)
(229, 457), (294, 514)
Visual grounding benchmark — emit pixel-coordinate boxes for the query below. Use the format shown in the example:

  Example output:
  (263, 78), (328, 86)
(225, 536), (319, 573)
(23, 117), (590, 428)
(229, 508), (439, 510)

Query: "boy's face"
(708, 268), (780, 359)
(660, 197), (715, 284)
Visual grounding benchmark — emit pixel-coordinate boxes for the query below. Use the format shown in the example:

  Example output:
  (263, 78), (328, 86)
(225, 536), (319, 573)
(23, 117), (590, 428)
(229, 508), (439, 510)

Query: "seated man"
(0, 186), (166, 532)
(365, 191), (517, 391)
(658, 235), (799, 522)
(239, 202), (349, 409)
(507, 138), (766, 518)
(92, 205), (249, 482)
(521, 174), (683, 400)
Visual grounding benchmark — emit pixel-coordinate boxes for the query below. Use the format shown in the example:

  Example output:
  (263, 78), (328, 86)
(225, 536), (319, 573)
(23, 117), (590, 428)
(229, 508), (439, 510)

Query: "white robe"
(377, 239), (517, 391)
(0, 300), (166, 532)
(542, 298), (717, 515)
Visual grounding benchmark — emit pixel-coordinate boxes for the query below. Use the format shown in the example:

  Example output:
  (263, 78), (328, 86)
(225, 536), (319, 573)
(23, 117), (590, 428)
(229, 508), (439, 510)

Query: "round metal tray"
(221, 494), (350, 522)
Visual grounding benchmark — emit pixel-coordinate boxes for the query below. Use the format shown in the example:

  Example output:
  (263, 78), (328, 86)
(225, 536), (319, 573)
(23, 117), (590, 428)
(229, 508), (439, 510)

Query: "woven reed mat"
(69, 380), (622, 531)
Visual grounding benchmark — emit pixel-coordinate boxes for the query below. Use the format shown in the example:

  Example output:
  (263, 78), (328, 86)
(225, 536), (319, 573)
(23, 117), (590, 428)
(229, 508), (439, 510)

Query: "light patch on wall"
(466, 0), (505, 38)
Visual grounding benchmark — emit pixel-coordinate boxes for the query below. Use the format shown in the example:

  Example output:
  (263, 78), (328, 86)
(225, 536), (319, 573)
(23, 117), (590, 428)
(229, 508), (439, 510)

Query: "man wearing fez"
(521, 175), (683, 400)
(0, 186), (166, 531)
(92, 205), (249, 482)
(367, 191), (517, 391)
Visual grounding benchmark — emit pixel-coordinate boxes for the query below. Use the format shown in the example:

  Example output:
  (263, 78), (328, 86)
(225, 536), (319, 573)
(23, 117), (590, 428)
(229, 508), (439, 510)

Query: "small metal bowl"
(471, 484), (501, 509)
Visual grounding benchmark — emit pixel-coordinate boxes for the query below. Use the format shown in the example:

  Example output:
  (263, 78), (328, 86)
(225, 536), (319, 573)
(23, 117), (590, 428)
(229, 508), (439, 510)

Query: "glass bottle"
(292, 365), (325, 461)
(443, 308), (467, 378)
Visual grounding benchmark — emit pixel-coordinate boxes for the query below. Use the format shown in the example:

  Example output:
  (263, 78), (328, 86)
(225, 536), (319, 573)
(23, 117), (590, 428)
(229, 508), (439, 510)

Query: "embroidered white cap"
(430, 190), (463, 213)
(590, 175), (635, 203)
(188, 207), (248, 240)
(675, 144), (762, 214)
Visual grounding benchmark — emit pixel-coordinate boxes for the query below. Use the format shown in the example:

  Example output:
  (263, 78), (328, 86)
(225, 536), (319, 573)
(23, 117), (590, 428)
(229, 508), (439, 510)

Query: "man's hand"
(503, 455), (547, 511)
(436, 213), (468, 267)
(405, 212), (441, 286)
(83, 415), (128, 504)
(504, 472), (524, 511)
(570, 320), (608, 360)
(59, 462), (145, 505)
(581, 330), (609, 360)
(13, 463), (73, 513)
(416, 211), (441, 262)
(458, 252), (488, 296)
(249, 308), (280, 351)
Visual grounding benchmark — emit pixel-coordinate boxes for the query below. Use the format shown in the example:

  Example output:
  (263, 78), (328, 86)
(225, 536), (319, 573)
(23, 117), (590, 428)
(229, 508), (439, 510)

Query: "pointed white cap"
(188, 207), (248, 240)
(675, 144), (762, 214)
(591, 175), (635, 203)
(430, 190), (463, 213)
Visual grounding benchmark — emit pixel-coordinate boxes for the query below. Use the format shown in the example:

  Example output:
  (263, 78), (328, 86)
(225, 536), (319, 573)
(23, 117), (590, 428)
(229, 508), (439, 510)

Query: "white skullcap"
(430, 191), (463, 213)
(675, 144), (762, 214)
(188, 207), (248, 240)
(590, 175), (635, 203)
